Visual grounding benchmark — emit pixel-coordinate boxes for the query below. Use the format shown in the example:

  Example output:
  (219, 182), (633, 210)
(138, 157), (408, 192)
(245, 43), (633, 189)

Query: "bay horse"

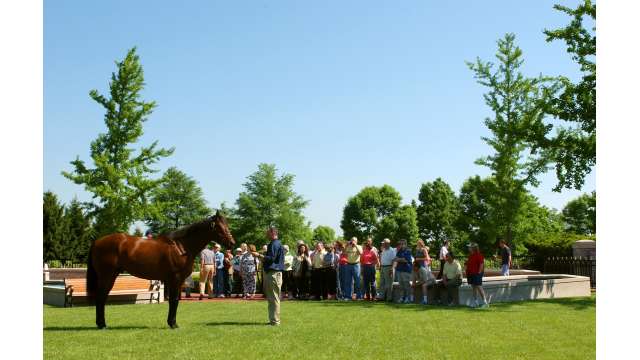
(86, 211), (234, 329)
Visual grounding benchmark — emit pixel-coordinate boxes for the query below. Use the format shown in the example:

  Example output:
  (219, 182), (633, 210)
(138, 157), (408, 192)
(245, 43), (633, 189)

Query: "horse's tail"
(86, 243), (98, 303)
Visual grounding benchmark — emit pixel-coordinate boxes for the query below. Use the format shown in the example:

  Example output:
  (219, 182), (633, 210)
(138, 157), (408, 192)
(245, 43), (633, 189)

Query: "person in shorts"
(465, 243), (488, 308)
(410, 260), (434, 305)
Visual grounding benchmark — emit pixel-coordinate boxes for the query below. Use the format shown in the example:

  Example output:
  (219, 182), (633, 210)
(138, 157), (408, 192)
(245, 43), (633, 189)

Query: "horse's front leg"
(166, 282), (181, 329)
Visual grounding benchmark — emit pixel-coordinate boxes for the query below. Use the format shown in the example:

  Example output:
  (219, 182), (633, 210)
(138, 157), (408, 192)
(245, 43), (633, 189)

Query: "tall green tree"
(145, 167), (211, 234)
(562, 191), (596, 235)
(341, 185), (418, 248)
(43, 191), (67, 262)
(457, 176), (499, 253)
(457, 176), (565, 256)
(62, 47), (174, 237)
(233, 163), (312, 248)
(312, 225), (336, 244)
(467, 33), (555, 246)
(416, 178), (460, 247)
(531, 0), (596, 191)
(377, 205), (419, 248)
(341, 185), (402, 243)
(64, 198), (95, 262)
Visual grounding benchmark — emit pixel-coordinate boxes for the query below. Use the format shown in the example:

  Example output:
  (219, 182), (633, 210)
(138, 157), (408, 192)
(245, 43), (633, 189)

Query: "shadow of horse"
(44, 325), (151, 331)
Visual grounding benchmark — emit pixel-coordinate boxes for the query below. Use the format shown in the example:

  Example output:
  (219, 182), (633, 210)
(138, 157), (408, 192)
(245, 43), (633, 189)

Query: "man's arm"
(262, 242), (278, 263)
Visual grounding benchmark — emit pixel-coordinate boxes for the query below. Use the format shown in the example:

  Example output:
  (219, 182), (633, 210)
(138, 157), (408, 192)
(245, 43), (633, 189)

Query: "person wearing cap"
(282, 245), (294, 299)
(231, 248), (243, 297)
(466, 243), (489, 308)
(198, 243), (216, 300)
(213, 244), (225, 298)
(379, 238), (396, 302)
(252, 227), (285, 326)
(144, 229), (153, 239)
(437, 240), (449, 279)
(441, 252), (463, 306)
(393, 239), (413, 303)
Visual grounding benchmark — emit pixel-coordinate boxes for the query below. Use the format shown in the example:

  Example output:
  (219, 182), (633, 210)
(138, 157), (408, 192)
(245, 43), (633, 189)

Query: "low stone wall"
(458, 274), (591, 306)
(392, 273), (590, 305)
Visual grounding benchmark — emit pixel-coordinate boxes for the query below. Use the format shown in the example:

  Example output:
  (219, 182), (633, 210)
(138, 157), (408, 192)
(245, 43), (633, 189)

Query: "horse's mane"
(161, 218), (210, 244)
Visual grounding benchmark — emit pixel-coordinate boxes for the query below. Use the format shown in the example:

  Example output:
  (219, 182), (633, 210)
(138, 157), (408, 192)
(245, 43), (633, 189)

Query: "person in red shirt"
(360, 237), (379, 301)
(466, 243), (489, 308)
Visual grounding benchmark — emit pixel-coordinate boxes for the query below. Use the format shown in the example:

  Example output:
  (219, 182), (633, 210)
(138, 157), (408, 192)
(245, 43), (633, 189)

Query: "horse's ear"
(215, 209), (221, 217)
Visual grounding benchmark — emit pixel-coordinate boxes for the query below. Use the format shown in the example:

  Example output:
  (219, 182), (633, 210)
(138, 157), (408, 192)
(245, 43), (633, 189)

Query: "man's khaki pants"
(199, 265), (215, 296)
(264, 270), (282, 325)
(380, 265), (393, 301)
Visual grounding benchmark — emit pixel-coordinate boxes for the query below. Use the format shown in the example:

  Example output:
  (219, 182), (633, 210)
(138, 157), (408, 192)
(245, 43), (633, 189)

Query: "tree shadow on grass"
(204, 321), (265, 327)
(44, 325), (151, 331)
(311, 296), (595, 312)
(490, 296), (595, 311)
(314, 300), (473, 312)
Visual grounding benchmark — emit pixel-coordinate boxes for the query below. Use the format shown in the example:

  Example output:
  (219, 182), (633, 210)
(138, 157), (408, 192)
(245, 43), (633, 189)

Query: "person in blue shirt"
(213, 244), (226, 298)
(252, 226), (285, 325)
(394, 239), (413, 303)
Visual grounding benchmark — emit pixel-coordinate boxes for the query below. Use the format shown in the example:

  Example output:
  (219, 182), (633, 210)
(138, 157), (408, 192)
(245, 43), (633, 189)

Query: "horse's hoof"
(97, 324), (106, 329)
(169, 323), (179, 329)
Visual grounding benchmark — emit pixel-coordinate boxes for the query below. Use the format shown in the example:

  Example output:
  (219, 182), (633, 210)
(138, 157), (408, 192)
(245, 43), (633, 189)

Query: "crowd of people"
(192, 235), (513, 309)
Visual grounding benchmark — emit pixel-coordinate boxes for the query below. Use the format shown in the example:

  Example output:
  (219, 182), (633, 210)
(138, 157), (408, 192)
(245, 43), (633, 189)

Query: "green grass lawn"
(44, 296), (595, 360)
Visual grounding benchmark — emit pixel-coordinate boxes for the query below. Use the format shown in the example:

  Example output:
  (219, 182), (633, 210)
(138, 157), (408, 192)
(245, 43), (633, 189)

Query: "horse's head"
(209, 210), (235, 247)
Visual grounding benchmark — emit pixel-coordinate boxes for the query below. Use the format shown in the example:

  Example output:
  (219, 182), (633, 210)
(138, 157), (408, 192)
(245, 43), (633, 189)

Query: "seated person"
(410, 260), (434, 305)
(441, 252), (463, 306)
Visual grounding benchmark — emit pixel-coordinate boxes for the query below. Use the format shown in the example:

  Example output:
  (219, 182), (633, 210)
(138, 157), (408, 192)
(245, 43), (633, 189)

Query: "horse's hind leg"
(96, 271), (118, 329)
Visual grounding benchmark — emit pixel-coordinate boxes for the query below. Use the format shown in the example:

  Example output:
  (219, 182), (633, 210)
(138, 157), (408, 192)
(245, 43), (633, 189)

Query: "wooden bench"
(64, 275), (162, 307)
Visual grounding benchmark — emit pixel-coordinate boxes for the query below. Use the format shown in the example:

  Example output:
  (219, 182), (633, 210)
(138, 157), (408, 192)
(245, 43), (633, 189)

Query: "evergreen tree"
(43, 191), (67, 262)
(416, 178), (460, 247)
(62, 47), (174, 237)
(233, 163), (312, 248)
(64, 198), (95, 262)
(145, 167), (211, 234)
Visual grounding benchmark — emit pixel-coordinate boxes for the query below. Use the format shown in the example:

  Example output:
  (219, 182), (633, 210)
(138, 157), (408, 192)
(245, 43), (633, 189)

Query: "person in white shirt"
(437, 240), (450, 280)
(378, 238), (397, 302)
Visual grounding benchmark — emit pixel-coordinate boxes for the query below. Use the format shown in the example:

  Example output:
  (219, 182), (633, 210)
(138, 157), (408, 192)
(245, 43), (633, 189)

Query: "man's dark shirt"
(263, 238), (285, 271)
(500, 246), (511, 265)
(395, 247), (413, 273)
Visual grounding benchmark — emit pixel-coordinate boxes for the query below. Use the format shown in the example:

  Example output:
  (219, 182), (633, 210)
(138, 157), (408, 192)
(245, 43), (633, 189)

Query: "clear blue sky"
(44, 0), (595, 234)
